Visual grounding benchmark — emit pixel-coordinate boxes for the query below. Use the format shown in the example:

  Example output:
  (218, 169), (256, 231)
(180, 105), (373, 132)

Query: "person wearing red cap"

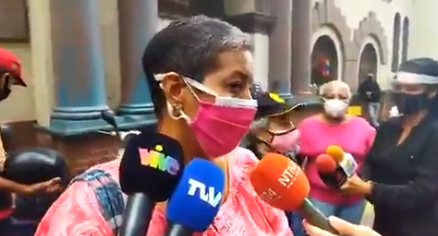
(0, 48), (27, 101)
(0, 48), (63, 234)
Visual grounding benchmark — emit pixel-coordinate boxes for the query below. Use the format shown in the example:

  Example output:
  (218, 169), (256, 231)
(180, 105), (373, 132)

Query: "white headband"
(395, 72), (438, 84)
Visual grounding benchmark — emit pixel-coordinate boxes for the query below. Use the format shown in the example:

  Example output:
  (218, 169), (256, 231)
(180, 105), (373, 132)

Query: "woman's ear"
(160, 73), (186, 105)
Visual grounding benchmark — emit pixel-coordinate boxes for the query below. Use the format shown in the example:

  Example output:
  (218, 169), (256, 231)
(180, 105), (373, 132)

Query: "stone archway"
(312, 0), (357, 87)
(358, 43), (378, 82)
(353, 12), (388, 66)
(311, 35), (339, 86)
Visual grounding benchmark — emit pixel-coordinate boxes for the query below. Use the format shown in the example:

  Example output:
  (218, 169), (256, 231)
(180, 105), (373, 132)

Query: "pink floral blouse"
(35, 147), (293, 236)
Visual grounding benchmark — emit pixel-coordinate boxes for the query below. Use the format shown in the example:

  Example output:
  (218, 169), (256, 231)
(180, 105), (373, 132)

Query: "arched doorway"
(358, 43), (379, 123)
(358, 43), (378, 82)
(311, 36), (339, 86)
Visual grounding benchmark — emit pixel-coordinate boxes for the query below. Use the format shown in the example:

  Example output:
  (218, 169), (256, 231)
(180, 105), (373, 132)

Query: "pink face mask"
(270, 129), (300, 153)
(166, 77), (257, 158)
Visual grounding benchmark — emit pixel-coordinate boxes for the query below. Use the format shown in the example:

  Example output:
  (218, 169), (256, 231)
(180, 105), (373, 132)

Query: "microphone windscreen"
(315, 154), (337, 173)
(250, 152), (310, 211)
(119, 131), (184, 202)
(166, 158), (225, 232)
(325, 145), (344, 163)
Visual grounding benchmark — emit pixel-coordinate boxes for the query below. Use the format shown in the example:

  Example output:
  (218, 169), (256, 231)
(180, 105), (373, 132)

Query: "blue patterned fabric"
(71, 169), (125, 234)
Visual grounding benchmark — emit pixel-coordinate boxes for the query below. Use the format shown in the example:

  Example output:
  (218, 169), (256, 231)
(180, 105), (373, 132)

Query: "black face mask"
(392, 92), (431, 115)
(0, 87), (11, 102)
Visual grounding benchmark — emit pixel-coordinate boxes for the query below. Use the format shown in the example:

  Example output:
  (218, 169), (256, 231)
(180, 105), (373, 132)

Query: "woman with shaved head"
(35, 15), (292, 236)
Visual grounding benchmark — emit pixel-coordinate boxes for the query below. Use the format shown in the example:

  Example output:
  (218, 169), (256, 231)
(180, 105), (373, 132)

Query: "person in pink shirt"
(35, 15), (292, 236)
(298, 80), (375, 224)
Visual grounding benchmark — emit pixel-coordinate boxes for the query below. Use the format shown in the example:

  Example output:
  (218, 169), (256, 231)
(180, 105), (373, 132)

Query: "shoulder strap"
(71, 169), (125, 234)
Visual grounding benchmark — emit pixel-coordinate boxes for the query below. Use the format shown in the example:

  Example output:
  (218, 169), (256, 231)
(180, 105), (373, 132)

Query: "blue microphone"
(165, 158), (225, 236)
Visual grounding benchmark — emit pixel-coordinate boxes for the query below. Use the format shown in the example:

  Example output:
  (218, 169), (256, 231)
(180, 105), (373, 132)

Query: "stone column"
(28, 0), (53, 128)
(223, 0), (276, 90)
(117, 0), (158, 128)
(291, 0), (312, 94)
(49, 0), (109, 135)
(268, 0), (292, 99)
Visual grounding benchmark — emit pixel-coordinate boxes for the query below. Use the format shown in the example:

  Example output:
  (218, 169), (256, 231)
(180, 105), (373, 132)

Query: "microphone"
(118, 131), (185, 236)
(165, 158), (224, 236)
(250, 152), (339, 234)
(315, 154), (347, 188)
(326, 145), (357, 177)
(101, 110), (121, 140)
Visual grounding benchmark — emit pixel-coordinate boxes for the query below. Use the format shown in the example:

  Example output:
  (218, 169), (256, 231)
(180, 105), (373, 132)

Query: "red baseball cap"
(0, 48), (26, 87)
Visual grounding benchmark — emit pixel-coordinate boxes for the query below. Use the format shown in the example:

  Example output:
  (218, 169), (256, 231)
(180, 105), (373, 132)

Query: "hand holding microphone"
(118, 131), (185, 236)
(250, 152), (339, 234)
(165, 158), (225, 236)
(315, 145), (358, 188)
(315, 154), (346, 188)
(319, 145), (371, 195)
(326, 145), (358, 178)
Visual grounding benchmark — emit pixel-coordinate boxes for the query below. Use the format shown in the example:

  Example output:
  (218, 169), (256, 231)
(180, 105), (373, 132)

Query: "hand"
(340, 175), (372, 195)
(27, 177), (63, 195)
(303, 216), (381, 236)
(0, 151), (5, 172)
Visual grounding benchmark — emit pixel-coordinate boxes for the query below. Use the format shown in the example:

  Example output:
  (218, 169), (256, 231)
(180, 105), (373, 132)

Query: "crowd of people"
(0, 15), (437, 236)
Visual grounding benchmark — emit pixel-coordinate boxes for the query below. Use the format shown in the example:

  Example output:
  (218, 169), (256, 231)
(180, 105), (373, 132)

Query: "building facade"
(0, 0), (422, 172)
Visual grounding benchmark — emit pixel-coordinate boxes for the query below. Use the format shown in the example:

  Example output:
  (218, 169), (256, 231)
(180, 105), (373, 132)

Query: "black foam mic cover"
(119, 131), (184, 236)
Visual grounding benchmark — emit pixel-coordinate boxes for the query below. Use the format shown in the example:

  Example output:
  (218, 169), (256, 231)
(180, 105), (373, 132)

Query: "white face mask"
(323, 99), (348, 117)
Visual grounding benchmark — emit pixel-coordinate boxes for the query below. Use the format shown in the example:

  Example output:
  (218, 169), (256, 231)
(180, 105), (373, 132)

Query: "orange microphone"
(250, 152), (338, 234)
(315, 154), (348, 188)
(326, 145), (344, 163)
(326, 145), (357, 177)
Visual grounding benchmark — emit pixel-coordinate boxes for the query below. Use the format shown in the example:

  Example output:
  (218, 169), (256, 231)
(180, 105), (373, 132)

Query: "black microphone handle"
(318, 170), (347, 189)
(163, 223), (194, 236)
(119, 193), (156, 236)
(298, 198), (339, 234)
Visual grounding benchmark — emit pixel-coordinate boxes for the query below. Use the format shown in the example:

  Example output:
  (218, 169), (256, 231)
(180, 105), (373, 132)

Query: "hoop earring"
(167, 102), (181, 119)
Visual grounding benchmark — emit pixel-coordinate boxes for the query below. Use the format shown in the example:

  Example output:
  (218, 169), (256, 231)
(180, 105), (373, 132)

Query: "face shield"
(388, 72), (438, 116)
